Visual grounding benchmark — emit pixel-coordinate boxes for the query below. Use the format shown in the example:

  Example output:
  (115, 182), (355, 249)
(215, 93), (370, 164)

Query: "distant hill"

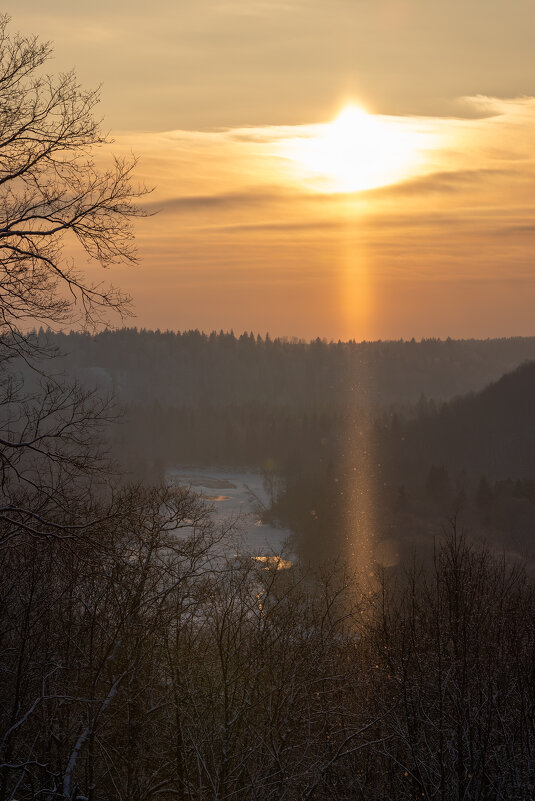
(36, 328), (535, 409)
(400, 360), (535, 479)
(19, 329), (535, 480)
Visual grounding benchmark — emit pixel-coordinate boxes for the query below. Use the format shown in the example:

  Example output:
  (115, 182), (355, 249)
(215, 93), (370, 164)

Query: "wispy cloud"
(99, 97), (535, 338)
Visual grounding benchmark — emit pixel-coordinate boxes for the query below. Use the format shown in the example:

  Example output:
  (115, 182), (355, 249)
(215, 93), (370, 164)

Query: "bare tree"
(0, 14), (146, 337)
(0, 16), (148, 543)
(0, 484), (230, 801)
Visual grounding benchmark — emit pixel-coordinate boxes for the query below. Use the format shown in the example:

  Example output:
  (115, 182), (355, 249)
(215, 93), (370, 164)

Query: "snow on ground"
(166, 466), (292, 557)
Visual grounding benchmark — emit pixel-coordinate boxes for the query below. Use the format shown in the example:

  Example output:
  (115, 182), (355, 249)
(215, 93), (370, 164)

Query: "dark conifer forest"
(41, 327), (535, 564)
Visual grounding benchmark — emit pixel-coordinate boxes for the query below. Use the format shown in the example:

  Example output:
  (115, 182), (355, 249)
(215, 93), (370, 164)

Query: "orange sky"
(6, 2), (535, 339)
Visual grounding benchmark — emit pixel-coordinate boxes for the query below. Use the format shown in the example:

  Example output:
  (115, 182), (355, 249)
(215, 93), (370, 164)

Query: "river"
(166, 466), (292, 559)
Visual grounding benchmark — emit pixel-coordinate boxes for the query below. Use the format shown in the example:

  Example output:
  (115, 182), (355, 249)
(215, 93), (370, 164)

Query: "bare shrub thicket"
(2, 525), (535, 801)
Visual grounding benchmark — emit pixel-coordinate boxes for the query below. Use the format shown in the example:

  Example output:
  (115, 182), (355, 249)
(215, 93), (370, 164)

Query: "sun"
(281, 104), (427, 193)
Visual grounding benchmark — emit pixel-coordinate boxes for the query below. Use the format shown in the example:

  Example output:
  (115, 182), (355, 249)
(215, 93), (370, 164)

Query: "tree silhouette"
(0, 16), (146, 543)
(0, 15), (146, 338)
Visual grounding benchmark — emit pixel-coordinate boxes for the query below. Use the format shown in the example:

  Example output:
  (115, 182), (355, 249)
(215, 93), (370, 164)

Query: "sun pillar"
(338, 214), (377, 592)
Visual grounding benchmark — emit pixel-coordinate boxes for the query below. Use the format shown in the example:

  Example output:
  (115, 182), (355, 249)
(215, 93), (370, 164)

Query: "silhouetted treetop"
(0, 15), (147, 337)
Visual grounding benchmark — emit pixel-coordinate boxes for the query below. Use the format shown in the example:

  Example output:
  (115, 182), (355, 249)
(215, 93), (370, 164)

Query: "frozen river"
(167, 467), (292, 557)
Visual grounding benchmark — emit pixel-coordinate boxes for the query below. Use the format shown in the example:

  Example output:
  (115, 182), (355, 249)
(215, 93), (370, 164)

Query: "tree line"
(41, 327), (535, 408)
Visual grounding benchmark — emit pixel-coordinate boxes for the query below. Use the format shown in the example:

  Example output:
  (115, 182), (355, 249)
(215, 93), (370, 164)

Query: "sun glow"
(282, 104), (429, 192)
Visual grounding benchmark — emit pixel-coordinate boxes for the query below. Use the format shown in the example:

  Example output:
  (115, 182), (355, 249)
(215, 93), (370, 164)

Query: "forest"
(37, 327), (535, 566)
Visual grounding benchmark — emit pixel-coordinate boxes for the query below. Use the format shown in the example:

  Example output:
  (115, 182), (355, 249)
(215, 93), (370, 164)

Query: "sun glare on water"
(282, 104), (428, 193)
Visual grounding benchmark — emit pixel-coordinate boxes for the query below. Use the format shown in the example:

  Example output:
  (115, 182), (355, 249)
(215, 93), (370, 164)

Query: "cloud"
(120, 96), (535, 339)
(495, 224), (535, 237)
(197, 210), (470, 236)
(144, 188), (295, 214)
(363, 167), (515, 198)
(143, 166), (515, 221)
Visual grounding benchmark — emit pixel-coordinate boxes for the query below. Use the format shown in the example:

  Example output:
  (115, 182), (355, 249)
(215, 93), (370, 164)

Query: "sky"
(6, 0), (535, 340)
